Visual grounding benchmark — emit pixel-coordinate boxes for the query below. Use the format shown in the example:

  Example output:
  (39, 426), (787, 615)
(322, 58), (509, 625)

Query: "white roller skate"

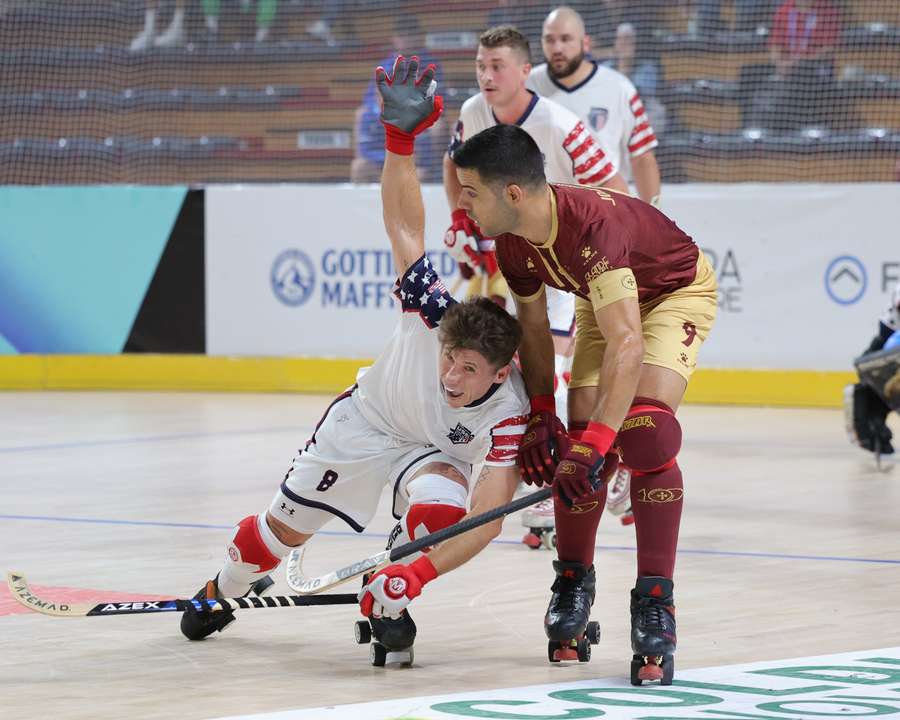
(522, 496), (556, 549)
(606, 466), (634, 526)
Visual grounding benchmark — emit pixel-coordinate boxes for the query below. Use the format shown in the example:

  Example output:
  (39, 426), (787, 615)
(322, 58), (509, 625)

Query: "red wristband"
(581, 421), (617, 456)
(530, 394), (556, 414)
(411, 555), (438, 583)
(383, 124), (415, 156)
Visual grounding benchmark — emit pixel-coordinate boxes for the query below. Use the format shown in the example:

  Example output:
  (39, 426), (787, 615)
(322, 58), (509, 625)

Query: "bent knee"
(265, 512), (311, 547)
(617, 396), (682, 473)
(413, 461), (467, 488)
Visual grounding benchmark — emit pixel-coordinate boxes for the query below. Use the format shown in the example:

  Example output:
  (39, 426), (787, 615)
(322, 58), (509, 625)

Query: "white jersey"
(528, 62), (658, 180)
(354, 255), (529, 468)
(448, 91), (618, 187)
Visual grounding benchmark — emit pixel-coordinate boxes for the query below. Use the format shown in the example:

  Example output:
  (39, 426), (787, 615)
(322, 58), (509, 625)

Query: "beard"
(547, 51), (584, 80)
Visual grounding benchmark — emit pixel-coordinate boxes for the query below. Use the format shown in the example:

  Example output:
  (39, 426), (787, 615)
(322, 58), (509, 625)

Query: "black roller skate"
(354, 609), (417, 667)
(630, 576), (676, 685)
(544, 560), (601, 662)
(180, 573), (274, 641)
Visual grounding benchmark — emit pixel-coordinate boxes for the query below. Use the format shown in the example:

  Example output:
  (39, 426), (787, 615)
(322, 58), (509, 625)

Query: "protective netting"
(0, 0), (897, 185)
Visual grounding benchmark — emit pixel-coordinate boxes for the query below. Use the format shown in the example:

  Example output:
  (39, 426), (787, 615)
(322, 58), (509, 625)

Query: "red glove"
(359, 556), (438, 619)
(553, 421), (618, 505)
(375, 55), (444, 156)
(518, 395), (568, 487)
(444, 209), (483, 270)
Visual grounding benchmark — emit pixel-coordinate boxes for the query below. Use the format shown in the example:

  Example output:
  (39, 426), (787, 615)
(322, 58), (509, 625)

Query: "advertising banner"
(206, 184), (899, 370)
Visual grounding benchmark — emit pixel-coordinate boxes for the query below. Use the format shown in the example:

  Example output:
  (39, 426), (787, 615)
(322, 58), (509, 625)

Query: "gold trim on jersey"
(522, 186), (581, 292)
(587, 267), (638, 310)
(529, 186), (558, 249)
(510, 284), (546, 304)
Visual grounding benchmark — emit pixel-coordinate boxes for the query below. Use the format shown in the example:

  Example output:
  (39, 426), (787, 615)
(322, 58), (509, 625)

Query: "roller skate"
(180, 573), (274, 641)
(544, 560), (600, 662)
(630, 576), (676, 685)
(522, 497), (557, 549)
(606, 466), (634, 526)
(354, 609), (417, 667)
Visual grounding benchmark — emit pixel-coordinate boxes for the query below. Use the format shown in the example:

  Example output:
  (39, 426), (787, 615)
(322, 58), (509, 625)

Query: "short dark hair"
(438, 296), (522, 369)
(452, 124), (546, 190)
(479, 25), (531, 64)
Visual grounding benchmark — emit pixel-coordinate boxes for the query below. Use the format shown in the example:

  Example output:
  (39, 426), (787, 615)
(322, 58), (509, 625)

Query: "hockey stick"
(6, 571), (357, 619)
(286, 486), (552, 594)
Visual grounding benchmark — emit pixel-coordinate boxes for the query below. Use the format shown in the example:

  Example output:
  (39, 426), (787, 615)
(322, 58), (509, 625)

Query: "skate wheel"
(548, 641), (560, 663)
(620, 512), (635, 526)
(370, 642), (387, 667)
(576, 636), (591, 662)
(661, 654), (675, 685)
(585, 621), (601, 645)
(541, 530), (557, 550)
(523, 532), (541, 549)
(354, 620), (372, 645)
(630, 655), (644, 686)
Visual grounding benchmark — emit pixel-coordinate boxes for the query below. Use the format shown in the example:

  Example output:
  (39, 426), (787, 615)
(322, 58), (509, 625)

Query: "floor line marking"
(2, 514), (899, 565)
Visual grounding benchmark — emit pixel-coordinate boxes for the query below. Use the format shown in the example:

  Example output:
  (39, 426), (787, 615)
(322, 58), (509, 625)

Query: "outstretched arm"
(375, 56), (444, 277)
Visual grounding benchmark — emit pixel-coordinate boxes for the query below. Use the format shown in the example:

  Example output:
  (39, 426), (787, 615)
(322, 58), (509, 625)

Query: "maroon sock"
(631, 461), (683, 578)
(553, 483), (606, 568)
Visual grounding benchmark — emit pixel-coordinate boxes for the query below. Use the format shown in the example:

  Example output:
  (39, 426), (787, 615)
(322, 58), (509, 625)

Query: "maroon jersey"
(495, 184), (699, 309)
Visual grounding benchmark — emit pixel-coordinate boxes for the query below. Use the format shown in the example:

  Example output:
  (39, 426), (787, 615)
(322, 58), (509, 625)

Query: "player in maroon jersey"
(451, 124), (717, 684)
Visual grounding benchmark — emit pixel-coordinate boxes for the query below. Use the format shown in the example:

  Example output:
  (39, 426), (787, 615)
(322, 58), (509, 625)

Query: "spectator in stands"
(130, 0), (187, 51)
(604, 23), (667, 134)
(769, 0), (842, 128)
(203, 0), (279, 44)
(130, 0), (278, 51)
(350, 16), (442, 183)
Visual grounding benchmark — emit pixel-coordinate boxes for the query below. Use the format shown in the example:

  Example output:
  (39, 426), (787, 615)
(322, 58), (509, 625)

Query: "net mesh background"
(0, 0), (898, 185)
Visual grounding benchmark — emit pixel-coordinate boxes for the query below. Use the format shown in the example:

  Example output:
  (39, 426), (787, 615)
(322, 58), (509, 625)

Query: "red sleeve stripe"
(566, 135), (595, 161)
(563, 121), (588, 147)
(494, 415), (529, 429)
(573, 149), (609, 175)
(630, 121), (651, 138)
(581, 164), (616, 185)
(628, 134), (658, 155)
(485, 449), (519, 464)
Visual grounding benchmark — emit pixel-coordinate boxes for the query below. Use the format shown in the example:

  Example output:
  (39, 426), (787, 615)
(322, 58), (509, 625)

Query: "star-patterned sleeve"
(393, 254), (456, 329)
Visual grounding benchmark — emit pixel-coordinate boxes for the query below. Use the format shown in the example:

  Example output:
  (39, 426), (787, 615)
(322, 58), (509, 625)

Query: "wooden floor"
(1, 391), (898, 720)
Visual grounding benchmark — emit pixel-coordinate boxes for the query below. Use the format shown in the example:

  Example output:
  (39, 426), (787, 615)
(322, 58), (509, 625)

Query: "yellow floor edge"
(0, 355), (856, 408)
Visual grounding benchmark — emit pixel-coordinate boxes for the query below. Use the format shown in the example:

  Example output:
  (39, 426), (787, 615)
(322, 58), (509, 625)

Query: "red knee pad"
(616, 397), (682, 473)
(405, 503), (466, 551)
(230, 515), (280, 573)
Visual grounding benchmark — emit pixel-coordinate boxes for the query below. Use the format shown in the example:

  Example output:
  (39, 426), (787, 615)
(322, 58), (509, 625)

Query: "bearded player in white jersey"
(528, 6), (663, 529)
(529, 6), (661, 207)
(179, 57), (532, 665)
(440, 25), (627, 548)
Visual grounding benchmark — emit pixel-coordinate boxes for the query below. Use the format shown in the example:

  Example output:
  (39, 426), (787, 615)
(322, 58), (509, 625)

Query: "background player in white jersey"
(179, 57), (531, 663)
(440, 25), (626, 545)
(529, 6), (661, 207)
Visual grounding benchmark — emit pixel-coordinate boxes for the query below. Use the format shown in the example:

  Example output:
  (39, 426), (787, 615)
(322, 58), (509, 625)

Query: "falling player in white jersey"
(180, 57), (532, 664)
(527, 6), (663, 530)
(439, 25), (627, 547)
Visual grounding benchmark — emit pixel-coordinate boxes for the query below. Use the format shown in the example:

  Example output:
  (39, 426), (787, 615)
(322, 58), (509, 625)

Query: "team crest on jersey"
(588, 107), (609, 131)
(447, 422), (475, 445)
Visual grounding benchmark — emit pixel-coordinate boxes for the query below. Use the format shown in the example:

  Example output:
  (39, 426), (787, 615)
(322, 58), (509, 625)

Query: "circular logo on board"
(271, 249), (316, 307)
(825, 255), (867, 306)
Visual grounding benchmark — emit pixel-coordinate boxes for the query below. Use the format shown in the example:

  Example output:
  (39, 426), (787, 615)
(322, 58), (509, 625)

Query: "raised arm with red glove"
(376, 55), (443, 156)
(359, 556), (438, 619)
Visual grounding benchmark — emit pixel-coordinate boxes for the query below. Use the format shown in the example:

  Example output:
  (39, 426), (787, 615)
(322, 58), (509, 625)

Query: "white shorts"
(547, 286), (575, 337)
(269, 391), (472, 534)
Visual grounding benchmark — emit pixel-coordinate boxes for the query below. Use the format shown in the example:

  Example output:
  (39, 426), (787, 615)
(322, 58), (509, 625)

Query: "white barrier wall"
(206, 183), (899, 370)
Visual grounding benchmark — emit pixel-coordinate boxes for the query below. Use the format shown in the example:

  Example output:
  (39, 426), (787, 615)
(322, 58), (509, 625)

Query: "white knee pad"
(390, 474), (468, 554)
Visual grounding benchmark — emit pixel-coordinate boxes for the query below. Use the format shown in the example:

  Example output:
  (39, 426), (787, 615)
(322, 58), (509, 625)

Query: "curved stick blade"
(286, 547), (390, 595)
